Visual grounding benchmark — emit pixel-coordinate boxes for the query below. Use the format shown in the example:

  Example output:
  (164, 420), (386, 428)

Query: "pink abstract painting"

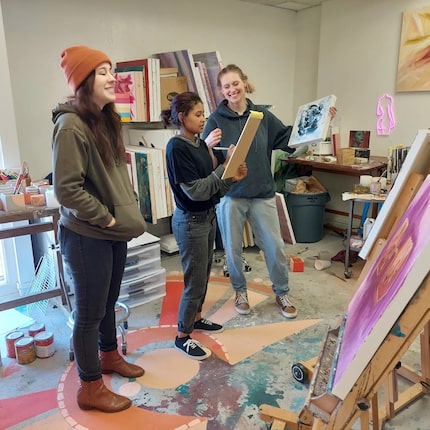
(331, 174), (430, 399)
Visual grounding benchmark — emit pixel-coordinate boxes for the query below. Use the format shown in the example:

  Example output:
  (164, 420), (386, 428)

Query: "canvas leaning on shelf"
(221, 110), (264, 179)
(288, 95), (337, 148)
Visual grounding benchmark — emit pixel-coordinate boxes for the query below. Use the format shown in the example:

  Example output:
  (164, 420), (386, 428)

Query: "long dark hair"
(73, 72), (124, 168)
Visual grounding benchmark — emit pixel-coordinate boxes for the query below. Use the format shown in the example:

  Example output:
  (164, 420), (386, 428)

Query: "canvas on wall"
(396, 6), (430, 92)
(329, 174), (430, 399)
(288, 95), (336, 148)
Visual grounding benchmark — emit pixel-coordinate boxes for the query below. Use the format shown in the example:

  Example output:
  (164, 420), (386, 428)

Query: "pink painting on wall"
(397, 6), (430, 91)
(331, 174), (430, 399)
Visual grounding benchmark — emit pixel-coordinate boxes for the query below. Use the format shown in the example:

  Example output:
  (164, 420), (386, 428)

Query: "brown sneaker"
(235, 292), (251, 315)
(276, 295), (297, 319)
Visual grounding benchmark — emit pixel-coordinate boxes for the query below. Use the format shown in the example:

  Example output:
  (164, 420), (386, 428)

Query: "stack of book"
(114, 58), (161, 122)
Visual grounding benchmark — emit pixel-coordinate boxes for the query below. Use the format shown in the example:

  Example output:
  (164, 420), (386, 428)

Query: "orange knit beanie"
(60, 45), (112, 93)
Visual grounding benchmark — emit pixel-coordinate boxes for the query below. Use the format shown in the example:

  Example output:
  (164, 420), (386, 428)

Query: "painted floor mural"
(2, 276), (323, 429)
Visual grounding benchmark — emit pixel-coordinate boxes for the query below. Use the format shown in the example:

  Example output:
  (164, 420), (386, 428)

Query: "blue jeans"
(217, 196), (289, 296)
(58, 224), (127, 381)
(172, 207), (216, 334)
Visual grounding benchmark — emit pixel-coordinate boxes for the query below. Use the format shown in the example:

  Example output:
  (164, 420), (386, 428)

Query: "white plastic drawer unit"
(123, 242), (161, 283)
(125, 242), (161, 267)
(119, 267), (166, 308)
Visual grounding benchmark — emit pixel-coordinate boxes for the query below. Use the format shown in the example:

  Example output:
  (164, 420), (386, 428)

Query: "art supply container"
(6, 331), (24, 358)
(370, 180), (381, 195)
(28, 323), (45, 337)
(34, 331), (55, 358)
(29, 193), (45, 206)
(23, 185), (39, 205)
(14, 337), (36, 364)
(45, 187), (60, 208)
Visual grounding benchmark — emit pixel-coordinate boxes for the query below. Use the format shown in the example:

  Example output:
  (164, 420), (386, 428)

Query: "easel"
(261, 245), (430, 430)
(260, 168), (429, 428)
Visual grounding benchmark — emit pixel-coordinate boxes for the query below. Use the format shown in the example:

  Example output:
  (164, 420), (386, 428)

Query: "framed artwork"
(329, 174), (430, 399)
(288, 95), (337, 148)
(396, 6), (430, 92)
(349, 130), (370, 148)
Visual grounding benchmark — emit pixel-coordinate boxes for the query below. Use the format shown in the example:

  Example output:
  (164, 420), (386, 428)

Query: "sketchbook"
(221, 110), (263, 179)
(289, 95), (336, 148)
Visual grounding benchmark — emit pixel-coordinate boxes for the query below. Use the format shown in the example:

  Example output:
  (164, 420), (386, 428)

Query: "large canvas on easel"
(360, 129), (430, 258)
(329, 174), (430, 400)
(288, 95), (336, 148)
(221, 111), (263, 179)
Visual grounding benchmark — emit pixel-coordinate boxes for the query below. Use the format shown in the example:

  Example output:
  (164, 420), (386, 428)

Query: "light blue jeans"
(217, 196), (289, 296)
(172, 207), (216, 334)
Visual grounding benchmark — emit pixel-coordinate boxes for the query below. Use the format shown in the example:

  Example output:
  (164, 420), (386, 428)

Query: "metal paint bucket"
(14, 337), (36, 364)
(6, 331), (25, 358)
(34, 331), (55, 358)
(28, 323), (46, 337)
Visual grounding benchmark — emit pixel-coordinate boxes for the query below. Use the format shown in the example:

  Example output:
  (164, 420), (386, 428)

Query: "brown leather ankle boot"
(100, 349), (144, 378)
(77, 378), (131, 413)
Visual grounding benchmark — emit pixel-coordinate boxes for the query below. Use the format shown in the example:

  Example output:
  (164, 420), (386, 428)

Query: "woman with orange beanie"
(52, 46), (147, 413)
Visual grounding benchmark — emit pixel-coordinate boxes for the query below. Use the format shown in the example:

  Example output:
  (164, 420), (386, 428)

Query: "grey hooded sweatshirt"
(202, 99), (294, 199)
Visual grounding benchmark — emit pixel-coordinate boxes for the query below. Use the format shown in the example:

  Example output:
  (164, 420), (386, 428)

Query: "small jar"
(24, 185), (39, 205)
(370, 180), (381, 195)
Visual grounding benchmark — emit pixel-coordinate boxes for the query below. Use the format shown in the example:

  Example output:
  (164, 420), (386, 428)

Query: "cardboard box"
(160, 77), (188, 111)
(337, 148), (355, 165)
(290, 257), (304, 272)
(0, 193), (25, 211)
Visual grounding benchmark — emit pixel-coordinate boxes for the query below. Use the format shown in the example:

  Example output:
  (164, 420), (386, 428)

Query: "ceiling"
(239, 0), (328, 12)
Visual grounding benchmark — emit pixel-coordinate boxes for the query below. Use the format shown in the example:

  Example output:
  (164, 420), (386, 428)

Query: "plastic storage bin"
(284, 192), (330, 243)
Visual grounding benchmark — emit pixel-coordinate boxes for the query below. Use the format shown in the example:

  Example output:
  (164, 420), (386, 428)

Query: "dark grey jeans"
(58, 224), (127, 381)
(172, 207), (216, 334)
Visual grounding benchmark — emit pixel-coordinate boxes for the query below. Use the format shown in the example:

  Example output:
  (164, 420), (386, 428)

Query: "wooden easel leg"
(371, 393), (380, 430)
(259, 404), (300, 430)
(384, 368), (398, 419)
(420, 322), (430, 385)
(311, 418), (324, 430)
(359, 408), (370, 430)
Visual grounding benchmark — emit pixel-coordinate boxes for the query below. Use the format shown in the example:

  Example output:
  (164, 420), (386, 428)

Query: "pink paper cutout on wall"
(376, 94), (395, 135)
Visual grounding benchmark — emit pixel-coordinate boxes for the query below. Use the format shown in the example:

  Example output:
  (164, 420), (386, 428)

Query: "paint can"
(14, 336), (36, 364)
(28, 323), (45, 337)
(5, 331), (25, 358)
(34, 331), (55, 358)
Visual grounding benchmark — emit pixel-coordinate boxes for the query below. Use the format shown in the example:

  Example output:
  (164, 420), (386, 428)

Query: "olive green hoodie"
(52, 103), (147, 241)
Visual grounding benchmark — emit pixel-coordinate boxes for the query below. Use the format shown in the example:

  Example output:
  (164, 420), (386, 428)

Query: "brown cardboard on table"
(160, 77), (188, 110)
(337, 148), (355, 165)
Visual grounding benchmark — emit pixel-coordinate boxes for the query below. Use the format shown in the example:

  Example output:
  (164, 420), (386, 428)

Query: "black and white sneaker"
(175, 336), (209, 360)
(193, 318), (224, 333)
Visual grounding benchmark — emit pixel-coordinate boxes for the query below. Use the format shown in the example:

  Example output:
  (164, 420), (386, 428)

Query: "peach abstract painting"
(397, 6), (430, 91)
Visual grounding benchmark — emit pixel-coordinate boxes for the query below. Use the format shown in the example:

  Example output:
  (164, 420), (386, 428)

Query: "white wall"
(318, 0), (430, 157)
(294, 0), (430, 229)
(0, 0), (297, 180)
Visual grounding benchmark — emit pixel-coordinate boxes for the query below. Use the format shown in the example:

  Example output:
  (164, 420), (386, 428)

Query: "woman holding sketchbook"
(203, 64), (330, 319)
(202, 64), (297, 318)
(161, 92), (247, 360)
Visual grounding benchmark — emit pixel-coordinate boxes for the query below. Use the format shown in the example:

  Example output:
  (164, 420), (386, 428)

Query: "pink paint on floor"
(0, 389), (57, 428)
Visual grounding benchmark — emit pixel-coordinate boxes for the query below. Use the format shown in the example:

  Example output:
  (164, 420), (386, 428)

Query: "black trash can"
(284, 191), (330, 243)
